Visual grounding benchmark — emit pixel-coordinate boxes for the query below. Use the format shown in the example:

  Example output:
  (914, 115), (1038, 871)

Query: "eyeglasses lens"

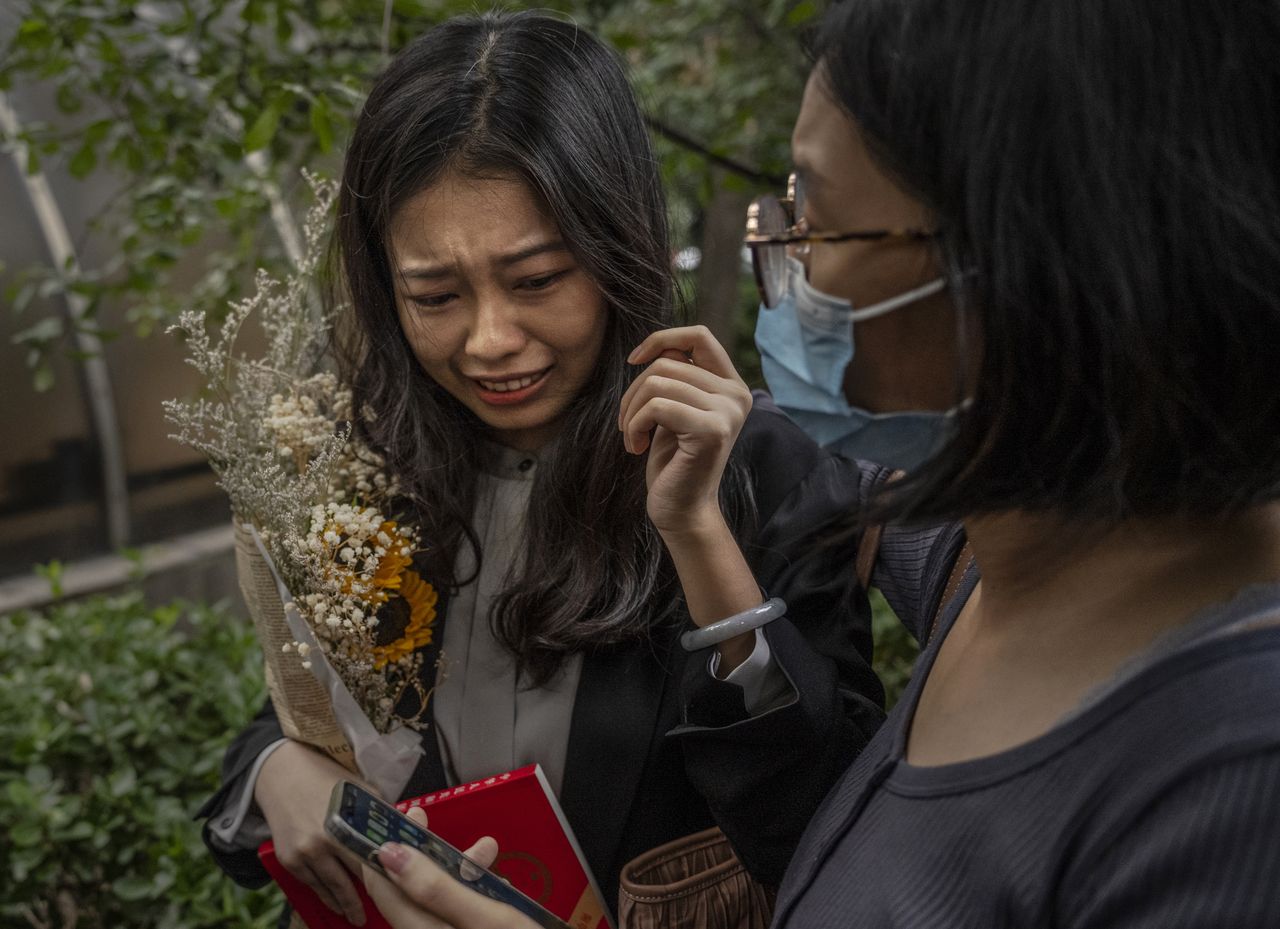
(753, 195), (789, 309)
(789, 173), (805, 227)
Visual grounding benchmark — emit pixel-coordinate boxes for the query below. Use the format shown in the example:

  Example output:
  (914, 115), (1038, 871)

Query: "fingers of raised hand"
(627, 325), (741, 382)
(619, 362), (751, 452)
(619, 355), (733, 422)
(622, 376), (723, 453)
(626, 397), (738, 457)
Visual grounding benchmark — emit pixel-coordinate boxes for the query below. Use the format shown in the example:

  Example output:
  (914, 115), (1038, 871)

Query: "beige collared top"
(431, 443), (583, 797)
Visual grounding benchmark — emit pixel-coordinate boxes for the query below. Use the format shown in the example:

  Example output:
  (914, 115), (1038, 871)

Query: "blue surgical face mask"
(754, 257), (961, 470)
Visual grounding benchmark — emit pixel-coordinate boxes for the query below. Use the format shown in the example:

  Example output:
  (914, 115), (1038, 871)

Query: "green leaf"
(98, 34), (123, 66)
(34, 558), (65, 596)
(85, 118), (113, 145)
(17, 18), (50, 41)
(786, 0), (819, 27)
(63, 820), (94, 841)
(241, 0), (268, 26)
(243, 99), (284, 153)
(10, 281), (37, 314)
(112, 876), (158, 901)
(56, 82), (82, 114)
(9, 821), (42, 847)
(275, 9), (293, 46)
(309, 96), (334, 153)
(124, 141), (145, 173)
(69, 142), (97, 178)
(212, 194), (239, 219)
(108, 766), (137, 797)
(32, 361), (54, 392)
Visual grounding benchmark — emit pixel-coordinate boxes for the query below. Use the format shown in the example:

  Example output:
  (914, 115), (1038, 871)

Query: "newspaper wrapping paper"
(233, 521), (423, 803)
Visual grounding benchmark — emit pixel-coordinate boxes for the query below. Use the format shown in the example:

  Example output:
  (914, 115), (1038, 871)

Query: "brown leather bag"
(617, 826), (776, 929)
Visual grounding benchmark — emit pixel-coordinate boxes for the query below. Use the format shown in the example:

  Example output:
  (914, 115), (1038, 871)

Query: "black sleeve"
(194, 698), (287, 888)
(669, 395), (887, 885)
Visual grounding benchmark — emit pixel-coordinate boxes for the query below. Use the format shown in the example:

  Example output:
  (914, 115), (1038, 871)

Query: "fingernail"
(627, 347), (639, 363)
(378, 842), (410, 875)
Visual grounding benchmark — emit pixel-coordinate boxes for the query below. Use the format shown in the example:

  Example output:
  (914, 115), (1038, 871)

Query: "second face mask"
(755, 258), (957, 470)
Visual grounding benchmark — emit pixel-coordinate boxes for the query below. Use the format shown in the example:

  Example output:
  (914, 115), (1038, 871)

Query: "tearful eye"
(406, 292), (456, 309)
(519, 270), (570, 291)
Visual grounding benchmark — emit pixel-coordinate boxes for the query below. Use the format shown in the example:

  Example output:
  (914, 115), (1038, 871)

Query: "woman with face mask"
(361, 0), (1280, 926)
(750, 175), (955, 472)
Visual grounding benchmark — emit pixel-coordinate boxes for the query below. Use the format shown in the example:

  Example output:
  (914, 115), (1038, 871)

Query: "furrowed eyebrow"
(397, 265), (452, 282)
(495, 240), (570, 268)
(397, 240), (570, 281)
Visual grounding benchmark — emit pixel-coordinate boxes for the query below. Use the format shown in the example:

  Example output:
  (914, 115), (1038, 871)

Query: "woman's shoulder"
(1038, 616), (1280, 825)
(1112, 617), (1280, 749)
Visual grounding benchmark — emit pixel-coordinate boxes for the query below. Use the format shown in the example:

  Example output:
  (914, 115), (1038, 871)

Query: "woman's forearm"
(660, 507), (764, 674)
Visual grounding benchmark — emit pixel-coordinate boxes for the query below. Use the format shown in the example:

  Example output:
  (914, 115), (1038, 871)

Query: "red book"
(259, 764), (613, 929)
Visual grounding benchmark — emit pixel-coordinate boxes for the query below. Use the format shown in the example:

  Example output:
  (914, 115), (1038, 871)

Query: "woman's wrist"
(654, 502), (731, 549)
(660, 508), (770, 675)
(253, 738), (294, 810)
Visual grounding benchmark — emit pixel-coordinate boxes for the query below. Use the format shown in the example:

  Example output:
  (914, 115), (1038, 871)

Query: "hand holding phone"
(363, 809), (543, 929)
(325, 780), (570, 929)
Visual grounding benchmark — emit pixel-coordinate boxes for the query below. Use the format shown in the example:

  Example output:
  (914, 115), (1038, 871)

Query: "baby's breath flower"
(164, 172), (434, 733)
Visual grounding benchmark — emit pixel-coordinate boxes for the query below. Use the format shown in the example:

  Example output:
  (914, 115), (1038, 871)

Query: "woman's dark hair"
(816, 0), (1280, 525)
(335, 11), (752, 681)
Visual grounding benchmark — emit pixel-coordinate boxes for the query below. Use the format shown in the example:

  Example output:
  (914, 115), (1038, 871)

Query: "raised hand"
(619, 325), (763, 672)
(618, 325), (753, 540)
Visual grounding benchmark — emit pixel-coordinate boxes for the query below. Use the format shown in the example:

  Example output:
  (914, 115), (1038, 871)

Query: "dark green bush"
(0, 592), (282, 928)
(870, 589), (920, 708)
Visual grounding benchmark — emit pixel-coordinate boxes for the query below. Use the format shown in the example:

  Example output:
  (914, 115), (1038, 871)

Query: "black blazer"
(198, 394), (887, 915)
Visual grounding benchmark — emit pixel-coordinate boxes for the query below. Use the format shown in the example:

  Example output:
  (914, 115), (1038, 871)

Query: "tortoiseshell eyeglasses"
(744, 172), (936, 309)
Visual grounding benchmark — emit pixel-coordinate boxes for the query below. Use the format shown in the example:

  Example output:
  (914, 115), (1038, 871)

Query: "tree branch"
(644, 116), (786, 188)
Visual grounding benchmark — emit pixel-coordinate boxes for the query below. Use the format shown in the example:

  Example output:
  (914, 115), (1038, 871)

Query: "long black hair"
(815, 0), (1280, 525)
(335, 11), (753, 682)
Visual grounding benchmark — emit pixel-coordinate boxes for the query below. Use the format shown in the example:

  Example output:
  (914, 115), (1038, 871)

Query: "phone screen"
(327, 781), (571, 929)
(338, 781), (435, 851)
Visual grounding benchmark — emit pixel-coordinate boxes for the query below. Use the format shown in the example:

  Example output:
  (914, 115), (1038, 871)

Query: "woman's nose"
(465, 297), (527, 361)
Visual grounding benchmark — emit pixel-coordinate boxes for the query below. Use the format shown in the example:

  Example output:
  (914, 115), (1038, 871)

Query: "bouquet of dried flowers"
(164, 173), (432, 791)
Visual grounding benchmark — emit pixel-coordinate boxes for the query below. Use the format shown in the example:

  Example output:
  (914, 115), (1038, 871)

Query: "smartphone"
(325, 780), (571, 929)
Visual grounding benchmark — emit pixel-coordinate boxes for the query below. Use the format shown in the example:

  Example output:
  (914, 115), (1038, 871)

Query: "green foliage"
(870, 588), (920, 709)
(0, 593), (281, 928)
(33, 559), (65, 599)
(1, 0), (817, 385)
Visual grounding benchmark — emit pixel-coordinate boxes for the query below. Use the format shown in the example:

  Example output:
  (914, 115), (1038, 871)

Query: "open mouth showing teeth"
(476, 369), (548, 393)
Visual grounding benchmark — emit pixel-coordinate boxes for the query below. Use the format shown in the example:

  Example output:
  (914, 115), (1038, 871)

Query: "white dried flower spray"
(164, 172), (435, 732)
